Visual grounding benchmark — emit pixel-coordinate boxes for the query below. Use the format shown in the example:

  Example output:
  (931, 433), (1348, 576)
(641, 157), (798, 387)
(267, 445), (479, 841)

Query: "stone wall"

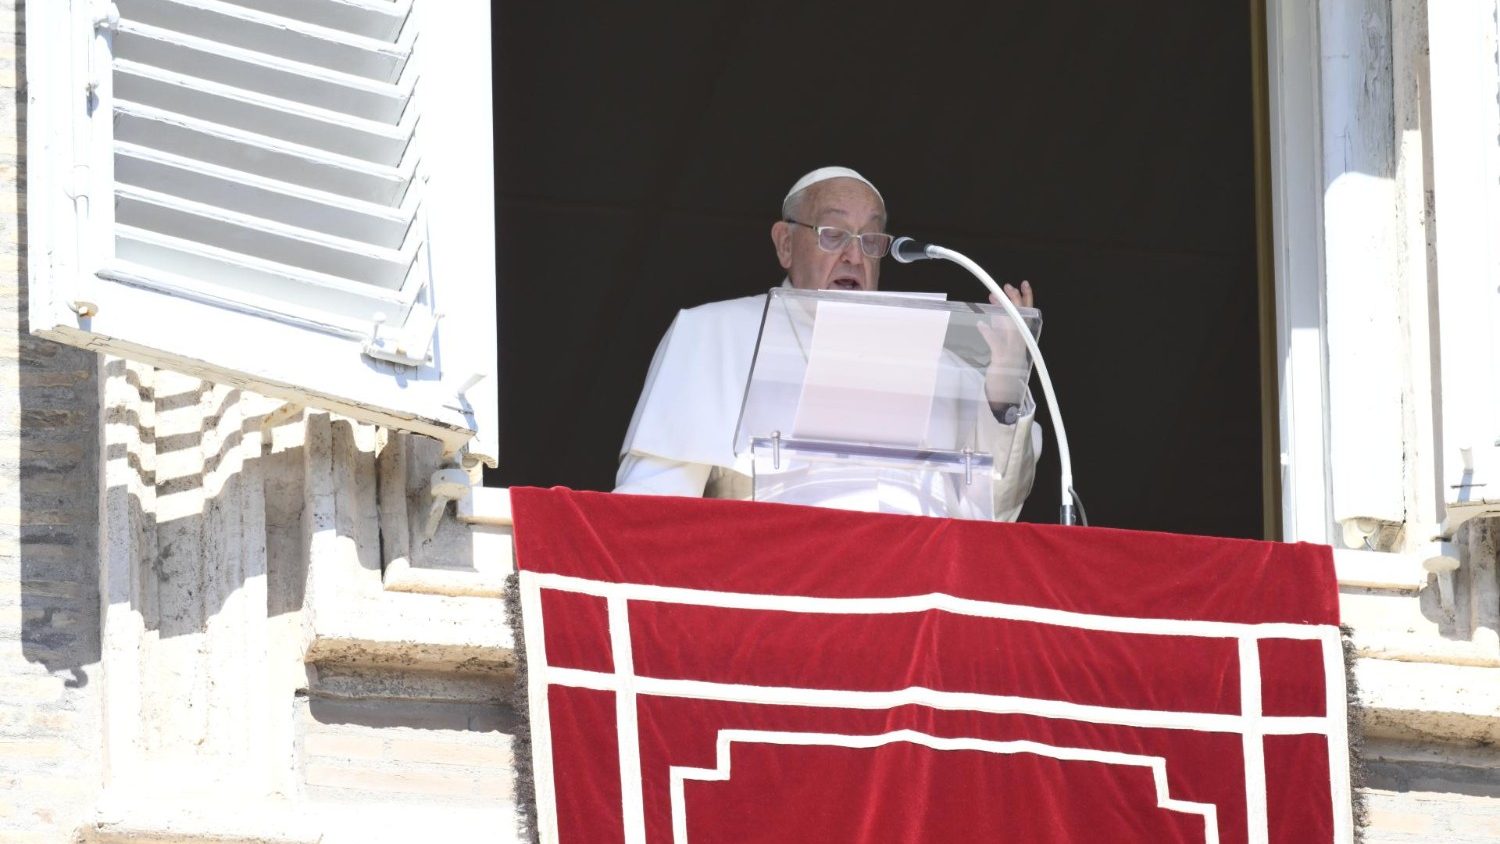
(87, 361), (516, 842)
(1349, 518), (1500, 843)
(0, 1), (105, 840)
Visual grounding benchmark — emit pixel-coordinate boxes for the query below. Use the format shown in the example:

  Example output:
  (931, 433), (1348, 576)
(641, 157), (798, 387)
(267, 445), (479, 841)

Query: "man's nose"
(839, 236), (864, 263)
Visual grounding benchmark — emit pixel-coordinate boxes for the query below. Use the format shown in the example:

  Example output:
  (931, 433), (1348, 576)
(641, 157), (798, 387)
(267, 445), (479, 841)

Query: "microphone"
(890, 236), (1079, 525)
(891, 236), (937, 264)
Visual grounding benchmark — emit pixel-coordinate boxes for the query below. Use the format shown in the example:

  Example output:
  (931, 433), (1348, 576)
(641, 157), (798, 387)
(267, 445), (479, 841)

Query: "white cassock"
(615, 288), (1042, 521)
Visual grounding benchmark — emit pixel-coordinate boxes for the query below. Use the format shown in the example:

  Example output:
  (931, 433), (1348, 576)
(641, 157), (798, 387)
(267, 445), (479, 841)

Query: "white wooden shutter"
(25, 0), (498, 467)
(1429, 1), (1500, 520)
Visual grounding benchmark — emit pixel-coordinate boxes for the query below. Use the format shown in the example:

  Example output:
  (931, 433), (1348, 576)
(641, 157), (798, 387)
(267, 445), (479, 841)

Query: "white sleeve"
(992, 409), (1042, 522)
(614, 452), (713, 497)
(617, 297), (763, 474)
(974, 388), (1043, 522)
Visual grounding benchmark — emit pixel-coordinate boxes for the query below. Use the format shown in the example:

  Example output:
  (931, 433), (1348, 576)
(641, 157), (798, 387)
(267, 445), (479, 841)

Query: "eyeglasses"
(784, 219), (894, 258)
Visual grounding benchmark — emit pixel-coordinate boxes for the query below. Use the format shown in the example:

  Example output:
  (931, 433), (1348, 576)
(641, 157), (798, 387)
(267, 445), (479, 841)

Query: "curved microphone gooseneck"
(892, 237), (1078, 526)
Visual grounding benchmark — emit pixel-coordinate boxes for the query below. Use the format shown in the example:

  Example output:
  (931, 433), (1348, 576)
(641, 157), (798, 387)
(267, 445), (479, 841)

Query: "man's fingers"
(991, 282), (1036, 309)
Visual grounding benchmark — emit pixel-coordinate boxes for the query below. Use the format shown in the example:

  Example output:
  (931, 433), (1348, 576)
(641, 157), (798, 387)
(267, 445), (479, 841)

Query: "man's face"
(771, 178), (886, 291)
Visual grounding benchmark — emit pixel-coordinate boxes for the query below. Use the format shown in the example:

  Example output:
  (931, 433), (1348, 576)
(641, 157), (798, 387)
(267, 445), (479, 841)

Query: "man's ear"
(770, 221), (793, 270)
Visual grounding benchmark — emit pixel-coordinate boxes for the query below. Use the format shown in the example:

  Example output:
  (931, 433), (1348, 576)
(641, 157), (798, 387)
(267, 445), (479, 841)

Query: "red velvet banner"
(512, 488), (1350, 843)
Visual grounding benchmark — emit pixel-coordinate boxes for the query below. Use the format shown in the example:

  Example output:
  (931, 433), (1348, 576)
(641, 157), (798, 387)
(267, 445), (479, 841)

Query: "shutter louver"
(107, 0), (431, 347)
(27, 0), (496, 464)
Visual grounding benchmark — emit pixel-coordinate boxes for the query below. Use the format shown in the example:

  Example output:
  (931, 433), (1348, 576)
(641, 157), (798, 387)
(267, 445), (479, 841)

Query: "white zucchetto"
(783, 166), (883, 206)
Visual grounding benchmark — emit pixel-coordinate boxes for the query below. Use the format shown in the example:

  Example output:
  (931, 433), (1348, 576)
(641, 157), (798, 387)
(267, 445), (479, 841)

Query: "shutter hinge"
(363, 309), (443, 367)
(86, 3), (120, 104)
(64, 164), (89, 202)
(63, 166), (99, 318)
(93, 2), (121, 31)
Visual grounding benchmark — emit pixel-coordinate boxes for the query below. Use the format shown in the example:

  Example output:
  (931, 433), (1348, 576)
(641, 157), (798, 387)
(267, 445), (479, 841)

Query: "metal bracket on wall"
(423, 466), (473, 540)
(1424, 498), (1500, 613)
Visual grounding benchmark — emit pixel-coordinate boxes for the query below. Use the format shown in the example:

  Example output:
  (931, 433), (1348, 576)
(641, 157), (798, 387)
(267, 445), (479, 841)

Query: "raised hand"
(975, 281), (1034, 417)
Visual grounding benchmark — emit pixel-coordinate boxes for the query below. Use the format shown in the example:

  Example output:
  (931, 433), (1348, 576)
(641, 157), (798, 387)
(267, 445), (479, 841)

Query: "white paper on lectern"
(849, 291), (948, 302)
(791, 300), (952, 446)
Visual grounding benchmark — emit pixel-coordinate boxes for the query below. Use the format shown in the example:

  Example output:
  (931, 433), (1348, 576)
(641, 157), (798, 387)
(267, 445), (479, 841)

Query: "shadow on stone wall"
(96, 358), (314, 639)
(15, 9), (103, 690)
(1365, 756), (1500, 800)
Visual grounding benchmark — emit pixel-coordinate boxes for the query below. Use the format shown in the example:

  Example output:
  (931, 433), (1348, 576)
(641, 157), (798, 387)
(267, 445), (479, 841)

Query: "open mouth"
(830, 277), (863, 291)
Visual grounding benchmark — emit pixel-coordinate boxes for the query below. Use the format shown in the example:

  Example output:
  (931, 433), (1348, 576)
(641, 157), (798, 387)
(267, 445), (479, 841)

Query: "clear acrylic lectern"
(733, 288), (1041, 520)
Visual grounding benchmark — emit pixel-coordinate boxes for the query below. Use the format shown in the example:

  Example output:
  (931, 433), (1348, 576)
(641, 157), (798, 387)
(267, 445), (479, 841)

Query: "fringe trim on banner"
(1342, 623), (1369, 841)
(505, 570), (541, 844)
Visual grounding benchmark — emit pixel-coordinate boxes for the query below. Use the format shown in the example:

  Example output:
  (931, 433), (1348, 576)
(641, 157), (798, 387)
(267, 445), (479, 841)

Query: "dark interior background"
(491, 1), (1264, 537)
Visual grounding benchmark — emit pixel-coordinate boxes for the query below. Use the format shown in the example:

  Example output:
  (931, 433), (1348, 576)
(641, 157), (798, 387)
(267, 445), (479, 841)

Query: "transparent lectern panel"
(750, 437), (997, 520)
(733, 288), (1040, 471)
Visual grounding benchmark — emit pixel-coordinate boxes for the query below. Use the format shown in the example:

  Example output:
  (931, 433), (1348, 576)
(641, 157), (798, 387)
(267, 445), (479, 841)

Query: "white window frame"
(25, 0), (498, 467)
(1265, 0), (1336, 545)
(1427, 0), (1500, 519)
(1265, 0), (1500, 545)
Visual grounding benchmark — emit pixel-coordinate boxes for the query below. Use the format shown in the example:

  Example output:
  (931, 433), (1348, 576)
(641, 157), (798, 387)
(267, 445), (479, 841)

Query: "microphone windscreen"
(891, 237), (933, 264)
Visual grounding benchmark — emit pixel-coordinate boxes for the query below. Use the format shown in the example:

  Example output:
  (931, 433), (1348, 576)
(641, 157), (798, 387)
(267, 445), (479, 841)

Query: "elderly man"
(615, 166), (1041, 520)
